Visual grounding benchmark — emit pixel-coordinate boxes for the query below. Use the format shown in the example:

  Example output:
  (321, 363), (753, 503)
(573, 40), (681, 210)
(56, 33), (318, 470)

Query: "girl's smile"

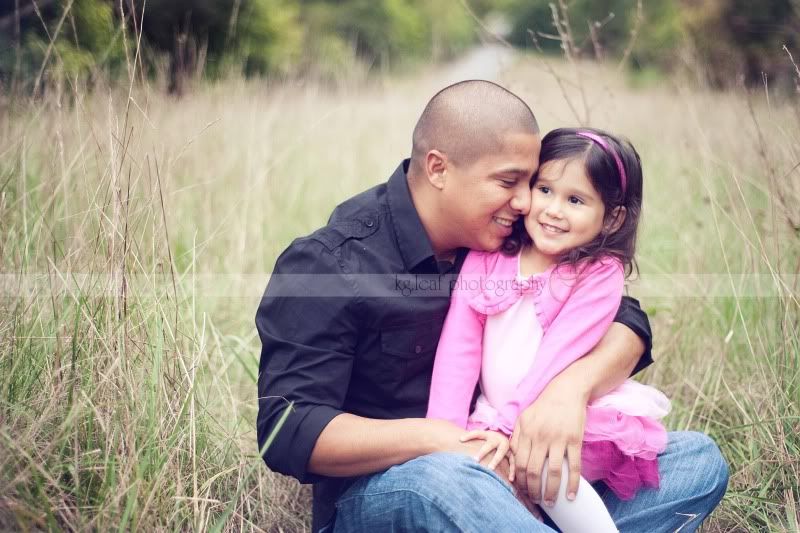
(539, 222), (567, 234)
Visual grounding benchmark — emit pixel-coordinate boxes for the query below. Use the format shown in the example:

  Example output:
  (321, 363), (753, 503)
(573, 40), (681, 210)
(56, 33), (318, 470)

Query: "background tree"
(503, 0), (800, 88)
(2, 0), (799, 94)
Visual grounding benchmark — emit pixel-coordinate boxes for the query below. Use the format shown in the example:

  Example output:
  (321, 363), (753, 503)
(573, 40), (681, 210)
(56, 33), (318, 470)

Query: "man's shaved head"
(411, 80), (539, 170)
(406, 81), (541, 254)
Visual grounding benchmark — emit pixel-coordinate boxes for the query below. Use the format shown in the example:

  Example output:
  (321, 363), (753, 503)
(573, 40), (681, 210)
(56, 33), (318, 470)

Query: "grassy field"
(1, 54), (798, 531)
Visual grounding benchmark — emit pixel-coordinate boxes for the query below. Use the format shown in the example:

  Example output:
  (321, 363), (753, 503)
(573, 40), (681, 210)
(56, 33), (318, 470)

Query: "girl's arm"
(425, 252), (487, 429)
(497, 258), (625, 430)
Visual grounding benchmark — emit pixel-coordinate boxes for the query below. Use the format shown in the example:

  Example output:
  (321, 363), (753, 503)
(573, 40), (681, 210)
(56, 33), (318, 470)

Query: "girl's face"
(524, 157), (607, 259)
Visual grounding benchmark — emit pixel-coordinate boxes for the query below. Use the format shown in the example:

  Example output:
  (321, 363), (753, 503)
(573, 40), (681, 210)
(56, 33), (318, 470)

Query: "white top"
(478, 289), (543, 411)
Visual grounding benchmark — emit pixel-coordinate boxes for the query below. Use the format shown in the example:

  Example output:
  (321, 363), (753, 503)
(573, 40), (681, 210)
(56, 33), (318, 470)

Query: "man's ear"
(604, 206), (627, 234)
(425, 150), (447, 190)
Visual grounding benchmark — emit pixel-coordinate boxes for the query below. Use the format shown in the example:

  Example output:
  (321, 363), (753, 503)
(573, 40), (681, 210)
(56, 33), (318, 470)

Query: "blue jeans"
(328, 431), (728, 532)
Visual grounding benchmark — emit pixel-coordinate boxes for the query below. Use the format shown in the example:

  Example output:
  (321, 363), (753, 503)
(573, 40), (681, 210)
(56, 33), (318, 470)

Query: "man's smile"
(492, 216), (515, 227)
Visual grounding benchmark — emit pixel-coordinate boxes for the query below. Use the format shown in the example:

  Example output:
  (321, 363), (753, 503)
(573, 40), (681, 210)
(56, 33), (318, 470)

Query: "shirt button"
(365, 219), (374, 227)
(415, 345), (423, 354)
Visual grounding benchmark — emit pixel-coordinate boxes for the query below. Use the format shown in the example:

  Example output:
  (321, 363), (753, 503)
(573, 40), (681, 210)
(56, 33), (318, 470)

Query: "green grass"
(1, 58), (799, 531)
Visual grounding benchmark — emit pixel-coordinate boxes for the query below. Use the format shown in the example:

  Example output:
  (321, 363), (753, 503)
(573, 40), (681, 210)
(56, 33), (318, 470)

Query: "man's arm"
(257, 239), (487, 482)
(562, 320), (644, 402)
(307, 414), (481, 477)
(614, 296), (653, 377)
(256, 239), (357, 482)
(510, 296), (652, 504)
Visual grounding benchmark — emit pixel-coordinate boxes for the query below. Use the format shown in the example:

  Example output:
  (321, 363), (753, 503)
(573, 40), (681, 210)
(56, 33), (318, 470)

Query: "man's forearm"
(307, 324), (644, 479)
(552, 322), (644, 402)
(307, 414), (471, 477)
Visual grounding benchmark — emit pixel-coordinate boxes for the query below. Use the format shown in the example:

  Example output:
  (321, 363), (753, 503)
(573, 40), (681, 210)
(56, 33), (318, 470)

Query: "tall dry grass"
(0, 54), (798, 531)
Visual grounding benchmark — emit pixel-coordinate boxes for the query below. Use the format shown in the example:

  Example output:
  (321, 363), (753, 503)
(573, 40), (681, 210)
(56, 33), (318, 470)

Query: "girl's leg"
(539, 460), (618, 533)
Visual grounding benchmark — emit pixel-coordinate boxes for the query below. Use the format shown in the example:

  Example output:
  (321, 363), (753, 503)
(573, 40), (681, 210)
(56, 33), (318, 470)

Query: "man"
(256, 80), (728, 531)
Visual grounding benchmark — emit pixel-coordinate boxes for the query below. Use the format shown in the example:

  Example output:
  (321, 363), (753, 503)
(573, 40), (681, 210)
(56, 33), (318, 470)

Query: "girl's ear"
(604, 206), (627, 234)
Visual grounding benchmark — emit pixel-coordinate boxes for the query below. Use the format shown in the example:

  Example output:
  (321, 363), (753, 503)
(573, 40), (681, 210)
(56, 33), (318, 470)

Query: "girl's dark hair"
(502, 127), (643, 277)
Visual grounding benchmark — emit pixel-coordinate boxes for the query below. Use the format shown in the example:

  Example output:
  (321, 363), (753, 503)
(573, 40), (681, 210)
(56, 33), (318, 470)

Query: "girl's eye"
(568, 195), (584, 205)
(537, 186), (550, 194)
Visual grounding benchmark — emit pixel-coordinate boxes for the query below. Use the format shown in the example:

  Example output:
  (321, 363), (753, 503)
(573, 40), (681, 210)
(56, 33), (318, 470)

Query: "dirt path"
(437, 43), (516, 85)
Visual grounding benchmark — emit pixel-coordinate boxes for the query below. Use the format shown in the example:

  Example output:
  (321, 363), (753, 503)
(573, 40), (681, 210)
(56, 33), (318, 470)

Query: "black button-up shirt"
(256, 160), (653, 530)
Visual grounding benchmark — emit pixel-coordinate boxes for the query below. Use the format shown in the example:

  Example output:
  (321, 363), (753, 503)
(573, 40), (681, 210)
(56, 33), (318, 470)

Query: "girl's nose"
(544, 200), (563, 219)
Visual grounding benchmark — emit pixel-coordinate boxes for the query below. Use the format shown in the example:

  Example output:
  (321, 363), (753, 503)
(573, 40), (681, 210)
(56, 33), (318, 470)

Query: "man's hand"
(510, 378), (588, 506)
(310, 416), (511, 477)
(508, 322), (644, 506)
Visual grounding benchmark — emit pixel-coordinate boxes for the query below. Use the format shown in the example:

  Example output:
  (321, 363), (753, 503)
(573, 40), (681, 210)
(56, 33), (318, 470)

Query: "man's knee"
(677, 431), (729, 501)
(696, 432), (729, 500)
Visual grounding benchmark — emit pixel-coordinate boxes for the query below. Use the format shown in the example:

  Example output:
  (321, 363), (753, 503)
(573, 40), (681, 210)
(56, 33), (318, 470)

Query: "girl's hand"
(460, 429), (516, 479)
(510, 378), (588, 506)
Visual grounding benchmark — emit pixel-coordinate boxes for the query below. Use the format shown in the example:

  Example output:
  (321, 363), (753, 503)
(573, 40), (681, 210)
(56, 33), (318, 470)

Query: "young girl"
(426, 128), (670, 532)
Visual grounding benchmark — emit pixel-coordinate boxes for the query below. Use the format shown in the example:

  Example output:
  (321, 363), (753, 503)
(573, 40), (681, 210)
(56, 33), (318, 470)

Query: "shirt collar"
(386, 160), (441, 272)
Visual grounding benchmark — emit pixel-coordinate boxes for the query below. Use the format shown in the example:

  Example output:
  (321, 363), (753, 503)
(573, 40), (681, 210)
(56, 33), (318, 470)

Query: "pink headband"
(576, 131), (627, 196)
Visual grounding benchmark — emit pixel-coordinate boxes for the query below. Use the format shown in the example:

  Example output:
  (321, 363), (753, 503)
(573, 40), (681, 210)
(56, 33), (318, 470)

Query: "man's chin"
(475, 238), (504, 252)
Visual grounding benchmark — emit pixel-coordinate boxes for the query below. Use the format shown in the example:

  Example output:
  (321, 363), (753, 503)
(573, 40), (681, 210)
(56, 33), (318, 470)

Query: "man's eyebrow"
(492, 168), (533, 178)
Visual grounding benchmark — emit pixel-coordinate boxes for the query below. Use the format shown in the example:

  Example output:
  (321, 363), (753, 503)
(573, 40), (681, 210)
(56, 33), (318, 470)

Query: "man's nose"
(510, 183), (531, 215)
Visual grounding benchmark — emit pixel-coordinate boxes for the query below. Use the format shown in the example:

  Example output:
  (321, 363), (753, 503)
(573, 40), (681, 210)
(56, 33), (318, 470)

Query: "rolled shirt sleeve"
(615, 295), (653, 376)
(256, 238), (359, 483)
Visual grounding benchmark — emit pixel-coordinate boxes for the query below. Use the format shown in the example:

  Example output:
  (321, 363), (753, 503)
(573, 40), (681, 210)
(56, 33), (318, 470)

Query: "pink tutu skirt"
(581, 380), (671, 500)
(467, 380), (670, 501)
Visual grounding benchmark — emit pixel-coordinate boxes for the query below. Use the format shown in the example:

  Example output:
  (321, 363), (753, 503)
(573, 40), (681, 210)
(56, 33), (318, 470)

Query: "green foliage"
(683, 0), (800, 87)
(502, 0), (799, 87)
(503, 0), (681, 71)
(132, 0), (302, 78)
(301, 0), (477, 69)
(71, 0), (119, 53)
(505, 0), (646, 53)
(290, 2), (368, 79)
(628, 1), (683, 70)
(0, 0), (483, 90)
(237, 0), (303, 75)
(418, 0), (477, 61)
(2, 0), (799, 91)
(0, 0), (125, 90)
(345, 0), (428, 63)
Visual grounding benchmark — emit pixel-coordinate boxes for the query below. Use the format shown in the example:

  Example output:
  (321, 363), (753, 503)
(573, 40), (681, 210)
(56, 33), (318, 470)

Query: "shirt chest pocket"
(371, 322), (440, 392)
(380, 324), (438, 358)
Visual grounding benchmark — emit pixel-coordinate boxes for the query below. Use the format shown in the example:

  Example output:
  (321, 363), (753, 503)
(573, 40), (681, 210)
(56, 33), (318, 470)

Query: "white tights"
(531, 461), (618, 533)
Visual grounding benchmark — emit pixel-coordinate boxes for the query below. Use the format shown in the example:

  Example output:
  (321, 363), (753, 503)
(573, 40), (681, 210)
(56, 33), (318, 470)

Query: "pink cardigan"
(426, 250), (625, 435)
